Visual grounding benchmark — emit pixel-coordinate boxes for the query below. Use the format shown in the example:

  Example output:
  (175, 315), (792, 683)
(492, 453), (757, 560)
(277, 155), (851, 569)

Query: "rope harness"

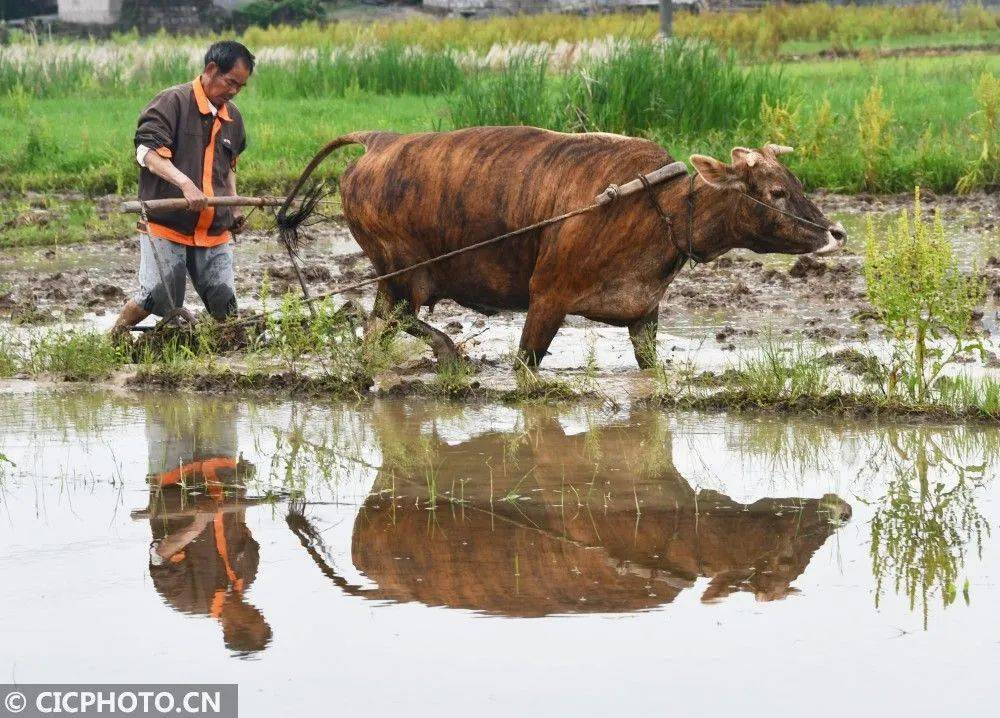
(639, 172), (701, 265)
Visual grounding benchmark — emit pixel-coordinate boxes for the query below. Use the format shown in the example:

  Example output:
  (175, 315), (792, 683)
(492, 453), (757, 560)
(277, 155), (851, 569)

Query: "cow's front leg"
(628, 309), (659, 369)
(517, 300), (565, 369)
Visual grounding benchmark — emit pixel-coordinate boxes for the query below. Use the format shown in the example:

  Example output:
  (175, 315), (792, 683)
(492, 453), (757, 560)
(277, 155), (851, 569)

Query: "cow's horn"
(764, 144), (794, 156)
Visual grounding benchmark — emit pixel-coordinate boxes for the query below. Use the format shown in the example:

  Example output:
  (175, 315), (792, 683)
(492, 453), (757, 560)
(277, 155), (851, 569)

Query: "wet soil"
(0, 191), (997, 369)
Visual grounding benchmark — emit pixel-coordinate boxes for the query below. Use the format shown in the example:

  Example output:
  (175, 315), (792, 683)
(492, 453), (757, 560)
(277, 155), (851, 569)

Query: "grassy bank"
(1, 45), (995, 197)
(3, 315), (1000, 421)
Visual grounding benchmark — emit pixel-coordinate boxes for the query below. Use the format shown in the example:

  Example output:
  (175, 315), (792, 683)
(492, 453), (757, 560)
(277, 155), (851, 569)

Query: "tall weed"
(856, 82), (894, 191)
(957, 71), (999, 193)
(863, 189), (987, 402)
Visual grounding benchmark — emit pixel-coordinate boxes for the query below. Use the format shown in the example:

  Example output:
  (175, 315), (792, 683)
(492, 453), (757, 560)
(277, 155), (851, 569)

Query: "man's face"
(202, 59), (251, 107)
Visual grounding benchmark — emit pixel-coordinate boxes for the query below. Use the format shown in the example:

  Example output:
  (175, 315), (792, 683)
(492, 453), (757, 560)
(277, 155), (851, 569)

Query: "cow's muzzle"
(813, 222), (847, 256)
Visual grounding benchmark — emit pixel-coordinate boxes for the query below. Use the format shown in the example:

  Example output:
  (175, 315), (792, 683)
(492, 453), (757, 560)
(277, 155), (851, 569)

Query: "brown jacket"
(135, 78), (247, 247)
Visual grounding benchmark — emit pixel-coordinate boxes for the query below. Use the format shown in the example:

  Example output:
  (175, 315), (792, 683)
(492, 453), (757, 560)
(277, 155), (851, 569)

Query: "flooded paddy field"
(1, 193), (997, 366)
(1, 390), (998, 716)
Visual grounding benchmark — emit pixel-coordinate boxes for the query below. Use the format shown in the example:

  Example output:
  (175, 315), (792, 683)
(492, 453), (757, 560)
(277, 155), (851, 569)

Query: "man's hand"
(230, 213), (247, 235)
(181, 181), (208, 212)
(144, 152), (208, 213)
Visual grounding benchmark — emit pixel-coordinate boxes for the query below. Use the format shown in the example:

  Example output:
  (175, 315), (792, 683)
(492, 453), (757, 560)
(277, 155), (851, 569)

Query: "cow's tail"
(275, 131), (373, 232)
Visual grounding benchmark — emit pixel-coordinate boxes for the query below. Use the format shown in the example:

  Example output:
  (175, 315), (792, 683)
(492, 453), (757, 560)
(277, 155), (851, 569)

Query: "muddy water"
(1, 391), (997, 715)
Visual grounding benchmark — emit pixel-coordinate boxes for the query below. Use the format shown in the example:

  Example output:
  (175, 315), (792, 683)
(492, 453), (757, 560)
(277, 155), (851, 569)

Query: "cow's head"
(690, 144), (846, 256)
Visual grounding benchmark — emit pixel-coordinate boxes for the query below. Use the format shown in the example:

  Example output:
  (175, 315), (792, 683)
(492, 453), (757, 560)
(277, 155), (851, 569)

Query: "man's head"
(201, 41), (255, 107)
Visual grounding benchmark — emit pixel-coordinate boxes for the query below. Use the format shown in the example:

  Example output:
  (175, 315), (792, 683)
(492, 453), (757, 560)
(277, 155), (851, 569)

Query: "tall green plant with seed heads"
(864, 189), (987, 403)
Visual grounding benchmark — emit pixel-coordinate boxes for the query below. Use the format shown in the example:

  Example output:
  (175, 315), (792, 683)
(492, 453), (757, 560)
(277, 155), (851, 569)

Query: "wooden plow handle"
(119, 196), (290, 213)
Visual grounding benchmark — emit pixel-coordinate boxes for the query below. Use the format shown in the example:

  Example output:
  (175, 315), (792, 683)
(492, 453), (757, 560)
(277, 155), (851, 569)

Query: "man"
(111, 41), (254, 335)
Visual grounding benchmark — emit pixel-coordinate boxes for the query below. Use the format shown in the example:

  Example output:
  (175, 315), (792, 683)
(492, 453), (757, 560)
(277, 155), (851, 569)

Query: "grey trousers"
(133, 234), (237, 319)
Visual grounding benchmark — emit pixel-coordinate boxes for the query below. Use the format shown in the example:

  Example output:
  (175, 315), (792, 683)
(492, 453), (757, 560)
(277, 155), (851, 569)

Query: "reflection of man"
(136, 402), (271, 654)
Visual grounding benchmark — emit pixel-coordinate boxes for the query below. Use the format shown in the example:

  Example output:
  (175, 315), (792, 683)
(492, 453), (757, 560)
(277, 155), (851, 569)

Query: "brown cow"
(289, 127), (847, 368)
(287, 406), (852, 616)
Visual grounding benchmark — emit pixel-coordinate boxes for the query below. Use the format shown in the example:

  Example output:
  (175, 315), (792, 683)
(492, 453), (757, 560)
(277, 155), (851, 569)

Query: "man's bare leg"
(110, 300), (151, 338)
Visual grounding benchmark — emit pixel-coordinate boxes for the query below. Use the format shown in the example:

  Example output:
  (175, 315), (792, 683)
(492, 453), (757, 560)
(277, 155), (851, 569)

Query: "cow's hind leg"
(628, 309), (659, 370)
(517, 300), (565, 369)
(407, 318), (458, 364)
(370, 281), (458, 364)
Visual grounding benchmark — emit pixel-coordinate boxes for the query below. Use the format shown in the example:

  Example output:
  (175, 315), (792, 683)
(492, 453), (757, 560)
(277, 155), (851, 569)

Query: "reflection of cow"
(290, 405), (851, 617)
(132, 401), (272, 653)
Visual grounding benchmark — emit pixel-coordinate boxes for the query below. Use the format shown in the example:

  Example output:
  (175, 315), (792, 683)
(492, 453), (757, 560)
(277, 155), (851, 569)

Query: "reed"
(451, 40), (787, 137)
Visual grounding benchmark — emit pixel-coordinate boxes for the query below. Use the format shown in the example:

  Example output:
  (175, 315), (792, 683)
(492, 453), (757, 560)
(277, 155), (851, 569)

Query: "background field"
(0, 3), (997, 210)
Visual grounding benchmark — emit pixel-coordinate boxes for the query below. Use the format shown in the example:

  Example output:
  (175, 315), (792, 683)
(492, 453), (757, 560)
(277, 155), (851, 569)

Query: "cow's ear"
(731, 147), (755, 165)
(690, 154), (742, 190)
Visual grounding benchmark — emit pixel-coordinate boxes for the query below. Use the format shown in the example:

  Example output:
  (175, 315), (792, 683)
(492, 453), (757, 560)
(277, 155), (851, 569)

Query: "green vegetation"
(0, 198), (134, 249)
(226, 4), (999, 58)
(728, 340), (832, 406)
(235, 0), (326, 30)
(1, 51), (995, 198)
(958, 71), (1000, 193)
(452, 41), (785, 136)
(1, 9), (997, 200)
(864, 190), (986, 402)
(0, 90), (436, 196)
(429, 359), (477, 399)
(0, 328), (17, 377)
(644, 186), (997, 420)
(20, 328), (127, 380)
(454, 49), (998, 193)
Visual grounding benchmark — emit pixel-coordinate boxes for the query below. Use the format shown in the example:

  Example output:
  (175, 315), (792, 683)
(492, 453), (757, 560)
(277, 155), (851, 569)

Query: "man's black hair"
(204, 41), (256, 75)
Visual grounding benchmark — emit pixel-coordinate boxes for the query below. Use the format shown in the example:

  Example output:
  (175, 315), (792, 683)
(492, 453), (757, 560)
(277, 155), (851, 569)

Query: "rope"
(738, 190), (831, 232)
(639, 173), (701, 265)
(139, 200), (181, 316)
(225, 197), (607, 328)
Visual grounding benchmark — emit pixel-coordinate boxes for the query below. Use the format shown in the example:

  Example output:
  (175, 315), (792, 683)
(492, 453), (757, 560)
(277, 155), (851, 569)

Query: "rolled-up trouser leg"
(134, 234), (187, 318)
(187, 242), (237, 320)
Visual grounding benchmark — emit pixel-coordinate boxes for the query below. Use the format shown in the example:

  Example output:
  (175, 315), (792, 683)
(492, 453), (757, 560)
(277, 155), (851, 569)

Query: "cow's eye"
(770, 188), (787, 201)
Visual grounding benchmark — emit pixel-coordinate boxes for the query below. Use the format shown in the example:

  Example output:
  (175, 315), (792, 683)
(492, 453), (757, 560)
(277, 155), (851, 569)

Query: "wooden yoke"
(594, 161), (688, 206)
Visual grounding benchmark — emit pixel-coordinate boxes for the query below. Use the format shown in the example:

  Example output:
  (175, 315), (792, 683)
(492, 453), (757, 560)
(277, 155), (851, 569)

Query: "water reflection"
(131, 401), (273, 654)
(866, 427), (993, 629)
(288, 405), (852, 616)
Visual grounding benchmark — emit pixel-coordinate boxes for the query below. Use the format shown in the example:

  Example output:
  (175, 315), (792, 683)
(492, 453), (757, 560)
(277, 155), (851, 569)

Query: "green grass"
(0, 92), (444, 194)
(0, 199), (135, 248)
(454, 40), (788, 136)
(0, 45), (996, 199)
(220, 5), (1000, 56)
(429, 359), (477, 398)
(779, 30), (999, 56)
(0, 328), (18, 377)
(452, 49), (997, 194)
(22, 328), (127, 380)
